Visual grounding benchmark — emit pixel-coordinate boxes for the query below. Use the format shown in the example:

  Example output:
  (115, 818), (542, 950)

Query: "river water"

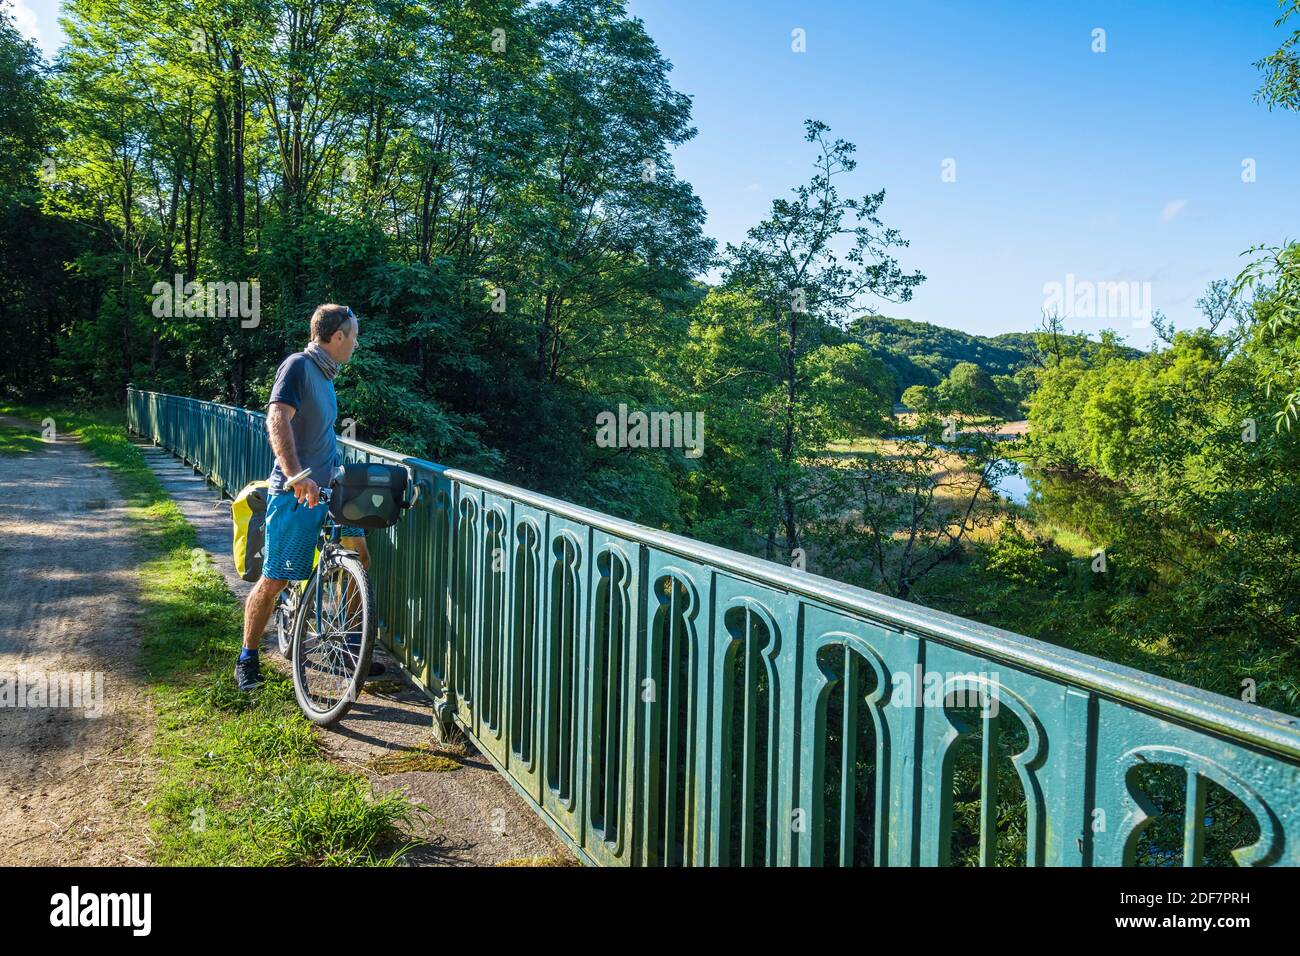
(887, 433), (1032, 507)
(991, 459), (1031, 506)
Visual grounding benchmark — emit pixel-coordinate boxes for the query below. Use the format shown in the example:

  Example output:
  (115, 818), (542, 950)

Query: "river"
(991, 458), (1031, 506)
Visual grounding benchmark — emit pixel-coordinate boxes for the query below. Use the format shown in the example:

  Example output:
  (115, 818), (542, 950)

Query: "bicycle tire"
(290, 551), (376, 726)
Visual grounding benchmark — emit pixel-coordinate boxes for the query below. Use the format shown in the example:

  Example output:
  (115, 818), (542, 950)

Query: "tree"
(901, 383), (935, 413)
(1235, 2), (1300, 428)
(992, 372), (1030, 418)
(36, 0), (715, 525)
(814, 416), (1013, 599)
(0, 10), (43, 198)
(718, 119), (923, 561)
(671, 287), (895, 553)
(1024, 280), (1300, 651)
(0, 8), (103, 400)
(1254, 0), (1300, 111)
(937, 361), (1000, 416)
(1235, 241), (1300, 429)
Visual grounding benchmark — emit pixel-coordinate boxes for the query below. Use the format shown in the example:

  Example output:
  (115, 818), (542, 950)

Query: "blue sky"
(11, 0), (1300, 341)
(625, 0), (1300, 342)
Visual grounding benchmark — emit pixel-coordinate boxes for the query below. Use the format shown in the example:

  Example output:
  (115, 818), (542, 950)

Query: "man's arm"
(267, 402), (319, 506)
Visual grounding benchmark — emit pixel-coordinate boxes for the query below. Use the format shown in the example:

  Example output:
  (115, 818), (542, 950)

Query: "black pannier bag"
(329, 463), (409, 530)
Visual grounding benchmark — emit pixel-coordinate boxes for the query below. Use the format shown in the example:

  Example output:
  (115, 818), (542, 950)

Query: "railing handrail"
(127, 386), (1300, 760)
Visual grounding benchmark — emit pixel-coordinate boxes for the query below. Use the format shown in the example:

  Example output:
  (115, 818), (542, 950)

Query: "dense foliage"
(6, 0), (717, 525)
(1021, 281), (1300, 705)
(902, 361), (1026, 418)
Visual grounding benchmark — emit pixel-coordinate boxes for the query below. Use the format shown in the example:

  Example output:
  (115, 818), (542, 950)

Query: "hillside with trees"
(849, 315), (1032, 394)
(849, 314), (1142, 409)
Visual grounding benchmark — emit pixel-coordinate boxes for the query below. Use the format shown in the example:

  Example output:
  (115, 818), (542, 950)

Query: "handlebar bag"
(329, 463), (408, 530)
(231, 480), (269, 582)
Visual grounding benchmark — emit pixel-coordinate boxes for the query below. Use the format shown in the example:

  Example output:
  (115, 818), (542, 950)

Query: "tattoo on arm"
(267, 403), (302, 477)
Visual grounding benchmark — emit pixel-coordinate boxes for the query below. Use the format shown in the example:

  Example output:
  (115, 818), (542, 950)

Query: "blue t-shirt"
(266, 352), (338, 494)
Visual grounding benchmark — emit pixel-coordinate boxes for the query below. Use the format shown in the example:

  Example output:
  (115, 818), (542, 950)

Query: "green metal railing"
(127, 386), (1300, 866)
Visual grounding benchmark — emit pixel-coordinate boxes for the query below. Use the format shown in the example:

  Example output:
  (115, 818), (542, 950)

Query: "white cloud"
(1159, 199), (1187, 224)
(7, 0), (40, 42)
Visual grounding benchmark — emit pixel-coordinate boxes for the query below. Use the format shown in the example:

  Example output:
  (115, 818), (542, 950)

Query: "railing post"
(430, 698), (456, 744)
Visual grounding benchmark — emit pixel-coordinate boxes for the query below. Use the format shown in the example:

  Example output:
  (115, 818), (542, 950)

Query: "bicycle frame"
(308, 489), (340, 639)
(311, 513), (335, 642)
(276, 479), (367, 653)
(309, 490), (351, 641)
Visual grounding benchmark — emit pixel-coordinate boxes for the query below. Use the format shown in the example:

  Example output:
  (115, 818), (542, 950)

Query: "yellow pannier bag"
(231, 480), (269, 582)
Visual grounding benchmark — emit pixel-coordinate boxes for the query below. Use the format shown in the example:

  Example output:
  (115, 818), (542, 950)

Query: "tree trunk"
(780, 306), (799, 557)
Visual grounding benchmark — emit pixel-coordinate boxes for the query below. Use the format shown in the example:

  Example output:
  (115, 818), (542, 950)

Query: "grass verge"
(2, 402), (414, 865)
(0, 421), (46, 455)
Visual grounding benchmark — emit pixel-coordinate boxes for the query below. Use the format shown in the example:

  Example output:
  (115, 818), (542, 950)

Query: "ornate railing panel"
(127, 387), (1300, 866)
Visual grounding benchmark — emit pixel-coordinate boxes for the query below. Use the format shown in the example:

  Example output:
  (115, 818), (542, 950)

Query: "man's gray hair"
(310, 304), (355, 343)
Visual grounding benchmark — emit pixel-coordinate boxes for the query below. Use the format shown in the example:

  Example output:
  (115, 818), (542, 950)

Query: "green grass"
(0, 421), (46, 456)
(1, 402), (415, 865)
(368, 744), (462, 775)
(1036, 522), (1096, 559)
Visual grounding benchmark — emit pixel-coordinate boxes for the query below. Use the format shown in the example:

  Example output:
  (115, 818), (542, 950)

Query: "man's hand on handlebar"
(293, 477), (321, 508)
(285, 468), (321, 508)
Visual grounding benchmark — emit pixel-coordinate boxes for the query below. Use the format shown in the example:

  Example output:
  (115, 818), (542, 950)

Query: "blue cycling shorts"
(263, 492), (367, 581)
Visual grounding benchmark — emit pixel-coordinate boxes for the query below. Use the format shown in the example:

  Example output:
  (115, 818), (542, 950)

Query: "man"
(235, 303), (381, 691)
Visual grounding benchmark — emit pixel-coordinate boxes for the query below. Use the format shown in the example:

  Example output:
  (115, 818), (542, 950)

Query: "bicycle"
(270, 548), (357, 672)
(275, 466), (415, 725)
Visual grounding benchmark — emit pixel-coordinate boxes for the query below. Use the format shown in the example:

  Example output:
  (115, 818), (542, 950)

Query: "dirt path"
(0, 415), (573, 866)
(138, 439), (575, 866)
(0, 416), (154, 865)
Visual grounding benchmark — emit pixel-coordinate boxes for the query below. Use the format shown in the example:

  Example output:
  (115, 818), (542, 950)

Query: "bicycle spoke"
(302, 642), (349, 706)
(293, 554), (371, 717)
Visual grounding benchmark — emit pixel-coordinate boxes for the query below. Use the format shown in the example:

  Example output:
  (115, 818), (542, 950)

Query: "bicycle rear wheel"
(274, 586), (298, 658)
(290, 551), (375, 725)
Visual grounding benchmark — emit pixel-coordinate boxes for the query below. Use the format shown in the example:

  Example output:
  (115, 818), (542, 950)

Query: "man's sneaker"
(235, 653), (263, 691)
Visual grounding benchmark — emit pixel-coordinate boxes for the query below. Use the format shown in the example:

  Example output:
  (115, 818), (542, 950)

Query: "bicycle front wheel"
(290, 552), (376, 725)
